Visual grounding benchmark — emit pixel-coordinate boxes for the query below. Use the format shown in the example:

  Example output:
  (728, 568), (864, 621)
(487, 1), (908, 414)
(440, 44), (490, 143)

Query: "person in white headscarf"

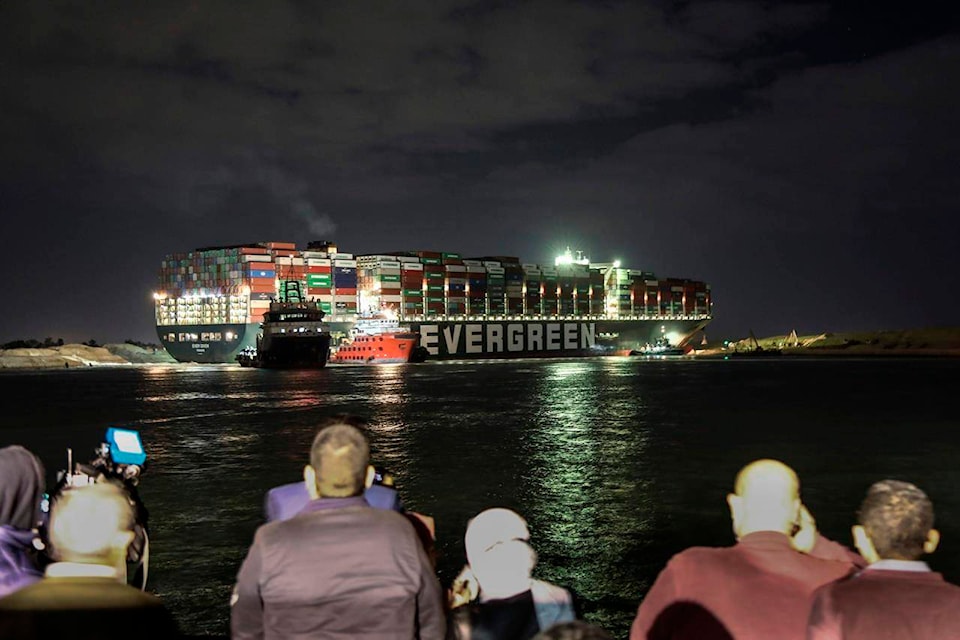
(448, 508), (575, 640)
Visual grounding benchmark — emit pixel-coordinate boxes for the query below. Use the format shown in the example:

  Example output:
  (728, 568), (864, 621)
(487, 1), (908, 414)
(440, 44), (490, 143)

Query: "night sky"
(2, 1), (959, 344)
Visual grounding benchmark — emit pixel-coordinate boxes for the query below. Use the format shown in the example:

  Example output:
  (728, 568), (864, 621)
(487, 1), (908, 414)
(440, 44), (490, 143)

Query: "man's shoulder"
(259, 502), (414, 542)
(669, 544), (736, 566)
(0, 578), (166, 610)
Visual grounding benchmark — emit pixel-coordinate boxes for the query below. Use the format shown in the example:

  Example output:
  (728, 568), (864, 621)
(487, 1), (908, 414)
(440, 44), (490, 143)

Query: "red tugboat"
(329, 315), (428, 364)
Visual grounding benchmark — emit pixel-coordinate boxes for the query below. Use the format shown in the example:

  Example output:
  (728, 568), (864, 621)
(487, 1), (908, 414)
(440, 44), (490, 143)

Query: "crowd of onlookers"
(1, 420), (959, 639)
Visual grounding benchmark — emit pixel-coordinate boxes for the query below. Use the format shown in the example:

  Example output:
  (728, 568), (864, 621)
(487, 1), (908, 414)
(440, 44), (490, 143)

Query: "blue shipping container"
(249, 270), (276, 278)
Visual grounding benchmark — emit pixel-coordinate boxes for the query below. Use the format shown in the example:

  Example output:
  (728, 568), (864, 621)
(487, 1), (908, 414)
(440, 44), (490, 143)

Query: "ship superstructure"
(155, 243), (711, 363)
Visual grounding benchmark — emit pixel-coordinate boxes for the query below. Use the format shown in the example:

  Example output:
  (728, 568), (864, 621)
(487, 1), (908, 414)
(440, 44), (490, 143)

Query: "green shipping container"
(307, 274), (332, 286)
(425, 271), (444, 278)
(427, 297), (445, 302)
(380, 274), (401, 283)
(319, 302), (332, 312)
(442, 252), (461, 259)
(403, 289), (424, 296)
(421, 257), (441, 265)
(427, 284), (444, 291)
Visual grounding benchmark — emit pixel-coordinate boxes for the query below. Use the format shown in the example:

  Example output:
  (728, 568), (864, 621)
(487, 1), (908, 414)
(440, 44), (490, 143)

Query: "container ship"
(154, 241), (711, 363)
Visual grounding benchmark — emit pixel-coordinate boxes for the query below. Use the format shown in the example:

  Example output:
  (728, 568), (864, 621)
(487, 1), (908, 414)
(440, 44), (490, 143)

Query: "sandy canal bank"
(0, 344), (176, 369)
(697, 327), (960, 358)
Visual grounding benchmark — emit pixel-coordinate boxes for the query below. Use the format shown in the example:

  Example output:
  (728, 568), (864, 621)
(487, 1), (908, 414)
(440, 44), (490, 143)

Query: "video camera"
(56, 427), (147, 489)
(44, 428), (151, 589)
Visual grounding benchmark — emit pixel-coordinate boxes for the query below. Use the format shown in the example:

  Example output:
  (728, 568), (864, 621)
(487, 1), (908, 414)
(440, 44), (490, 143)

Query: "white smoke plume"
(291, 198), (337, 238)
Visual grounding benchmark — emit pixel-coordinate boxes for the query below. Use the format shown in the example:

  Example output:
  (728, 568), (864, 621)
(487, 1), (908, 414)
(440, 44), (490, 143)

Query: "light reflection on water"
(2, 358), (960, 637)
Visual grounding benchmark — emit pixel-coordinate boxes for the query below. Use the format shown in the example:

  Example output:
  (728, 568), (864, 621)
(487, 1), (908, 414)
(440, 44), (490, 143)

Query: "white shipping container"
(306, 258), (332, 267)
(447, 277), (467, 284)
(483, 261), (502, 267)
(401, 263), (424, 271)
(466, 266), (486, 273)
(333, 253), (354, 259)
(522, 263), (538, 269)
(275, 257), (293, 265)
(380, 295), (402, 302)
(462, 259), (482, 266)
(396, 256), (420, 263)
(486, 267), (505, 274)
(378, 268), (401, 276)
(445, 265), (466, 272)
(334, 260), (358, 267)
(376, 260), (403, 269)
(290, 258), (304, 265)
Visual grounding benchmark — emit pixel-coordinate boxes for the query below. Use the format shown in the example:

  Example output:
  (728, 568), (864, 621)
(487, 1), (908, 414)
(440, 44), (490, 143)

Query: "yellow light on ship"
(225, 331), (234, 340)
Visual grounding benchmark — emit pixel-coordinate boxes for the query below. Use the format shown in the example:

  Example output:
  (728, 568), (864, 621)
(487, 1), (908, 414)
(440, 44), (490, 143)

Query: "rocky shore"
(0, 343), (176, 369)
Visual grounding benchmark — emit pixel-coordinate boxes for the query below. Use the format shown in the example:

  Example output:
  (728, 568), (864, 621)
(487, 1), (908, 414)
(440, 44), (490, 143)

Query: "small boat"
(329, 315), (428, 365)
(629, 336), (688, 357)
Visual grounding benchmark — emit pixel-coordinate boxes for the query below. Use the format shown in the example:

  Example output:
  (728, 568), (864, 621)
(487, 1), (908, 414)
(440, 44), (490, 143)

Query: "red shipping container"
(334, 288), (358, 295)
(239, 247), (269, 255)
(307, 266), (333, 274)
(265, 242), (296, 250)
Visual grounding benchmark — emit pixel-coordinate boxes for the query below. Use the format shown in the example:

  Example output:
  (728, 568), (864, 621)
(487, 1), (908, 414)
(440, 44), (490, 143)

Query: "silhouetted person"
(231, 420), (444, 639)
(630, 459), (858, 640)
(0, 483), (178, 639)
(808, 479), (960, 639)
(0, 446), (44, 598)
(447, 508), (575, 640)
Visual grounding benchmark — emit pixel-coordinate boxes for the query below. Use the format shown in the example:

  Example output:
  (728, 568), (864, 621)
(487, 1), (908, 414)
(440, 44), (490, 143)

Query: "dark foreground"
(2, 357), (959, 637)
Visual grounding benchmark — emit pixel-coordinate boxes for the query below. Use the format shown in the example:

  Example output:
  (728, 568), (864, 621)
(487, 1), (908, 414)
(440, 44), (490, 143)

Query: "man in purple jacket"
(231, 420), (445, 640)
(808, 479), (960, 639)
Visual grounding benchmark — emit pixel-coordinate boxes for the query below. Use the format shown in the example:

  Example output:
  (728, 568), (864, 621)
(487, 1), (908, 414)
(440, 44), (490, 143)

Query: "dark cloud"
(1, 0), (957, 341)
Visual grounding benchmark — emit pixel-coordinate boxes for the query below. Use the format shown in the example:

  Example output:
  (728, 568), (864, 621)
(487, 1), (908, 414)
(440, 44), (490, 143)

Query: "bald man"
(231, 420), (444, 640)
(629, 459), (859, 640)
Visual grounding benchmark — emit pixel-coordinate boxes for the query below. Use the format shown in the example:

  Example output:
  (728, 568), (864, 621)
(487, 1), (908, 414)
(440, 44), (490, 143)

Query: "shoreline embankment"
(0, 344), (176, 369)
(695, 327), (960, 358)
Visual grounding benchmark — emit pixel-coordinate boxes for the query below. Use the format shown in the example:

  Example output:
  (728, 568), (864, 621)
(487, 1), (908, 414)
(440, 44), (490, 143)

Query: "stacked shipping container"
(157, 244), (711, 330)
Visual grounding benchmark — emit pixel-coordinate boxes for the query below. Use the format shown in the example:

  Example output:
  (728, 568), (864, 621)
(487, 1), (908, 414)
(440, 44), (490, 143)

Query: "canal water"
(2, 357), (959, 637)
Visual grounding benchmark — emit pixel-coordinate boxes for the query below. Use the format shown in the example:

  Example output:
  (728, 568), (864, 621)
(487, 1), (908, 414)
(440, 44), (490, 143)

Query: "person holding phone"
(630, 459), (862, 640)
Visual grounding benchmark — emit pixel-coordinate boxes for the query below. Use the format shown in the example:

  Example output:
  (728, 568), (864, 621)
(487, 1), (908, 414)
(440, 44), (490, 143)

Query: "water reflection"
(525, 360), (653, 620)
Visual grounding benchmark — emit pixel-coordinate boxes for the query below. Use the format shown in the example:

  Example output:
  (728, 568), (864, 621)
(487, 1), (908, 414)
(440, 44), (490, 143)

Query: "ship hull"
(156, 323), (258, 363)
(255, 334), (331, 369)
(405, 317), (710, 360)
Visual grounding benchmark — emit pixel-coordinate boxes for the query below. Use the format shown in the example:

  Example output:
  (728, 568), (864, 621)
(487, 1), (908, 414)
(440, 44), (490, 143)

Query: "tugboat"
(630, 336), (688, 357)
(329, 314), (428, 365)
(236, 281), (331, 369)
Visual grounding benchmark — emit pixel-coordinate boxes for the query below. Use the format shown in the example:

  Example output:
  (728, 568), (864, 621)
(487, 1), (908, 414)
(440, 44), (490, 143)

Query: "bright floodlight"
(613, 260), (621, 268)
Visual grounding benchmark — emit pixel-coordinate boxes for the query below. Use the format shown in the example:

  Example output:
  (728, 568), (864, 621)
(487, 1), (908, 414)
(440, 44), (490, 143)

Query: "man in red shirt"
(807, 479), (960, 639)
(630, 459), (858, 640)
